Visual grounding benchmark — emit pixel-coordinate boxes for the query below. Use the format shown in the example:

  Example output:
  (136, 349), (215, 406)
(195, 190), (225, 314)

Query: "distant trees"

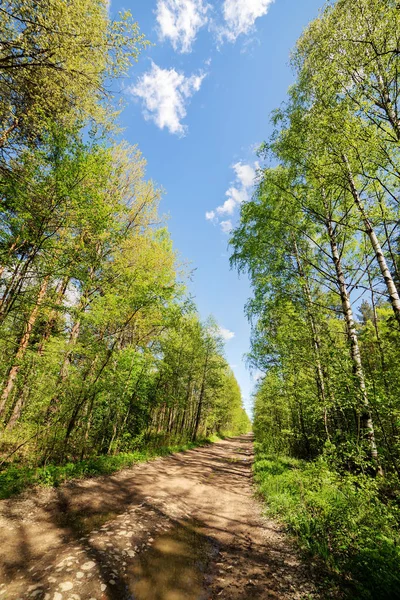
(0, 0), (250, 468)
(231, 0), (400, 476)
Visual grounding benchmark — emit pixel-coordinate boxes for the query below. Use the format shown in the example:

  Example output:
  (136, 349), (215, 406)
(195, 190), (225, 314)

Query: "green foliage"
(231, 0), (400, 472)
(0, 436), (217, 500)
(0, 1), (248, 486)
(254, 445), (400, 599)
(0, 0), (149, 159)
(231, 1), (400, 597)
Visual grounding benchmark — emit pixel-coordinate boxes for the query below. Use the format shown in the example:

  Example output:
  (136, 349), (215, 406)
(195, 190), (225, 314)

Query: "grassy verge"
(253, 443), (400, 600)
(0, 437), (215, 500)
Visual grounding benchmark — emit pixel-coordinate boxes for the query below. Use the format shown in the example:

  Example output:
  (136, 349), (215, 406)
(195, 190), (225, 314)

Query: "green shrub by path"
(0, 437), (215, 500)
(253, 443), (400, 600)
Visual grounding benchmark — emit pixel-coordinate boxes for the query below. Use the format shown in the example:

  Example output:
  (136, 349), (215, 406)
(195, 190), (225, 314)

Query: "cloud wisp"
(129, 62), (206, 136)
(220, 220), (233, 234)
(206, 161), (258, 233)
(156, 0), (210, 53)
(218, 326), (235, 341)
(155, 0), (274, 53)
(220, 0), (274, 42)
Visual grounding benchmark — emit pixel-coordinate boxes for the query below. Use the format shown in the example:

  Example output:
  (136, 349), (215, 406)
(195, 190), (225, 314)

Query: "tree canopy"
(0, 0), (250, 468)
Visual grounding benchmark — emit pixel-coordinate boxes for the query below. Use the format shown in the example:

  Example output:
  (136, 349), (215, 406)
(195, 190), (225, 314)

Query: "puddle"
(57, 510), (120, 535)
(130, 520), (214, 600)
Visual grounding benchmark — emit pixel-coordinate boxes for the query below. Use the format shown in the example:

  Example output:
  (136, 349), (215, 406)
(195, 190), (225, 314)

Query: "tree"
(0, 0), (148, 161)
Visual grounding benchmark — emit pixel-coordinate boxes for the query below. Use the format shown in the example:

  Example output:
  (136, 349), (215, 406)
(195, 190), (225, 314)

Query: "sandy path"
(0, 435), (320, 599)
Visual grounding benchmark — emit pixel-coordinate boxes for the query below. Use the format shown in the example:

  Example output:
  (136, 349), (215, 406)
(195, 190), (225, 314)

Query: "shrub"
(253, 443), (400, 599)
(0, 436), (214, 499)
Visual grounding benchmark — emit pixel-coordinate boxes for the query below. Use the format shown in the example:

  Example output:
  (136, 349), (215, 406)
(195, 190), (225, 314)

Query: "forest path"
(0, 435), (320, 600)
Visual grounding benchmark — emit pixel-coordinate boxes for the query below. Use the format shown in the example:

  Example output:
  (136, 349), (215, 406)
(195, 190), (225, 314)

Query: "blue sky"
(109, 0), (323, 415)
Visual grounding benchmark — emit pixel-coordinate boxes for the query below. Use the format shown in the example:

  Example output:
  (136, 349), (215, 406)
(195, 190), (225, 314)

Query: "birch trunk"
(293, 238), (330, 440)
(325, 215), (380, 468)
(343, 155), (400, 327)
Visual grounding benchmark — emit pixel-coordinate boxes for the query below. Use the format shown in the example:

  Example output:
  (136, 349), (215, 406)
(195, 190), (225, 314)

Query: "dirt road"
(0, 435), (320, 599)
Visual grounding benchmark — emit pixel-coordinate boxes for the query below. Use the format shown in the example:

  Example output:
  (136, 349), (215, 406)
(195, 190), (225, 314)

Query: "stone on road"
(0, 435), (319, 599)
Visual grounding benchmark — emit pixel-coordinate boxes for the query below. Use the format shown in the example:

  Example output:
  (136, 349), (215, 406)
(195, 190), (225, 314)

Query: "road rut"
(0, 435), (320, 599)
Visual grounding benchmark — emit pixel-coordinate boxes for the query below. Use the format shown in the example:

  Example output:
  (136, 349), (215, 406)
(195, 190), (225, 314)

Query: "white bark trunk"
(343, 154), (400, 327)
(325, 215), (380, 467)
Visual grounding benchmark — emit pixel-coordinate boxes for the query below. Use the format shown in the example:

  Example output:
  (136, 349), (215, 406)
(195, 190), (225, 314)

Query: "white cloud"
(156, 0), (209, 53)
(216, 162), (257, 213)
(240, 35), (261, 55)
(233, 161), (257, 187)
(129, 62), (205, 136)
(218, 326), (235, 341)
(221, 0), (274, 42)
(220, 219), (233, 234)
(206, 160), (257, 227)
(216, 197), (236, 216)
(224, 185), (248, 210)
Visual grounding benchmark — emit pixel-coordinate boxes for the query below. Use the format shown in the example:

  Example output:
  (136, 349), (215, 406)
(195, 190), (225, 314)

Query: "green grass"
(253, 443), (400, 599)
(0, 437), (215, 500)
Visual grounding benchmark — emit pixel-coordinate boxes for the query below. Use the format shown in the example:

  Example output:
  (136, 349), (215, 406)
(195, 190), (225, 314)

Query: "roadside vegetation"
(0, 0), (250, 492)
(2, 0), (400, 597)
(253, 448), (400, 599)
(0, 436), (220, 499)
(230, 1), (400, 597)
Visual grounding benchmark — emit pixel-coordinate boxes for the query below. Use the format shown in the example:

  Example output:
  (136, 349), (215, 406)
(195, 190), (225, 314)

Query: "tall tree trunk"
(378, 198), (400, 289)
(365, 251), (392, 403)
(375, 68), (400, 142)
(0, 248), (38, 324)
(343, 154), (400, 327)
(177, 372), (193, 438)
(0, 276), (49, 418)
(325, 214), (380, 469)
(179, 376), (193, 435)
(64, 334), (120, 443)
(296, 390), (311, 458)
(293, 238), (330, 440)
(0, 117), (19, 148)
(5, 363), (33, 430)
(0, 240), (19, 280)
(192, 352), (209, 442)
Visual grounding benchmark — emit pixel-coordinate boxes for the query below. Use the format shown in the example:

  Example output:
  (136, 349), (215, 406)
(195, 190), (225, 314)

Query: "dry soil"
(0, 435), (322, 600)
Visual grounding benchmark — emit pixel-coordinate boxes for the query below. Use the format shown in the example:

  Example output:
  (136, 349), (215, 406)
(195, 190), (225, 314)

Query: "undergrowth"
(253, 443), (400, 600)
(0, 437), (215, 500)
